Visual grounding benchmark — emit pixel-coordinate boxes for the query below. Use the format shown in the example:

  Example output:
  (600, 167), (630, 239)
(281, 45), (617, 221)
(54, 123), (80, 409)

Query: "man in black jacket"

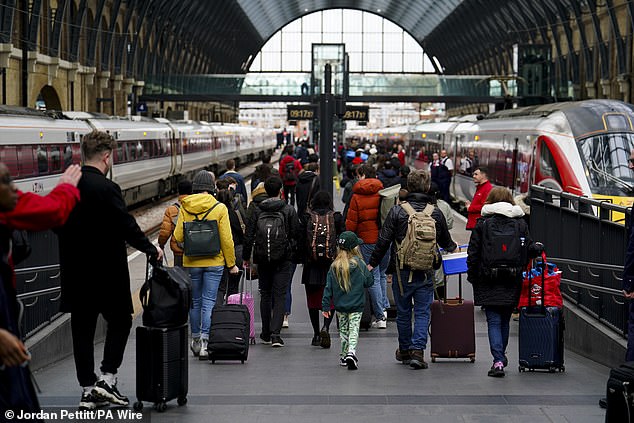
(368, 169), (456, 370)
(57, 131), (162, 410)
(243, 176), (299, 348)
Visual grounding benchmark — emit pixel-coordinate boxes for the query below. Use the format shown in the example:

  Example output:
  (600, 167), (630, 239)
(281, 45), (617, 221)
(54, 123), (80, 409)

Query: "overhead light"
(377, 8), (381, 12)
(304, 8), (308, 11)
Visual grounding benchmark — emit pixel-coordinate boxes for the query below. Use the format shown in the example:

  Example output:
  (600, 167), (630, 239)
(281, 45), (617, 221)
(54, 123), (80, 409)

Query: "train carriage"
(0, 107), (89, 195)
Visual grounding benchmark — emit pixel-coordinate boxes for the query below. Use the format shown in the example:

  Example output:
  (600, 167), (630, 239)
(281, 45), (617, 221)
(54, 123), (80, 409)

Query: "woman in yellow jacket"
(174, 170), (239, 360)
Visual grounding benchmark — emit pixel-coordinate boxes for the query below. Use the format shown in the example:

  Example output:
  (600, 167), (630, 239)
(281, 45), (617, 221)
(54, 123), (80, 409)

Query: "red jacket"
(0, 184), (80, 231)
(0, 183), (80, 287)
(466, 180), (493, 229)
(346, 178), (384, 244)
(279, 155), (302, 186)
(351, 157), (363, 165)
(398, 150), (405, 166)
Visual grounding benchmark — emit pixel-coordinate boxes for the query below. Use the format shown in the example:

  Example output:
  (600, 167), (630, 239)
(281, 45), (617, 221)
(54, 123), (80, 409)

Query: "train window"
(539, 141), (562, 186)
(49, 146), (62, 172)
(579, 133), (634, 194)
(115, 143), (125, 163)
(17, 147), (35, 177)
(63, 145), (73, 169)
(0, 146), (19, 177)
(36, 146), (48, 175)
(128, 142), (137, 160)
(605, 114), (629, 130)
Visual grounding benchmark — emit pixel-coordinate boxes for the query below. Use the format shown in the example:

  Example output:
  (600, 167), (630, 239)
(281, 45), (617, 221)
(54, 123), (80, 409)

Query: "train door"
(172, 130), (183, 175)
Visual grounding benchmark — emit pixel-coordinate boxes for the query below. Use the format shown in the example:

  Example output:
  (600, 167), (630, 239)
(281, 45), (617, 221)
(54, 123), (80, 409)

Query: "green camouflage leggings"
(337, 311), (363, 356)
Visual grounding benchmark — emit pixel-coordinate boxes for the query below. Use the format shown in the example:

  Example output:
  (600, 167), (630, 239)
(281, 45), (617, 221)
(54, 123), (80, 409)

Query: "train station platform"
(30, 194), (609, 423)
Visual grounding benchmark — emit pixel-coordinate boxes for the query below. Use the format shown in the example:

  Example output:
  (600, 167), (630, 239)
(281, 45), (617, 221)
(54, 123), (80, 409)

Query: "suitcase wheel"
(560, 366), (565, 373)
(250, 338), (256, 345)
(211, 359), (216, 364)
(470, 357), (475, 363)
(518, 366), (525, 373)
(177, 397), (187, 406)
(154, 402), (167, 413)
(133, 401), (143, 412)
(431, 357), (436, 363)
(241, 360), (245, 364)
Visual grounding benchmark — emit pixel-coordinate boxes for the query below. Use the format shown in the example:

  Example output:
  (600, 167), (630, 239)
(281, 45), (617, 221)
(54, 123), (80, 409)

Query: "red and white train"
(349, 100), (634, 209)
(0, 106), (276, 206)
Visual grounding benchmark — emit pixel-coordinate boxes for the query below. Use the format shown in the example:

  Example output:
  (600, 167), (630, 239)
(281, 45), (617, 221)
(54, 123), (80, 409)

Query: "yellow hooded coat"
(173, 193), (236, 268)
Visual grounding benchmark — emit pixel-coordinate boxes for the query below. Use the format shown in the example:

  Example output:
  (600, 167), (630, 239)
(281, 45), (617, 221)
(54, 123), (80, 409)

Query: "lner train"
(0, 107), (276, 206)
(400, 100), (634, 210)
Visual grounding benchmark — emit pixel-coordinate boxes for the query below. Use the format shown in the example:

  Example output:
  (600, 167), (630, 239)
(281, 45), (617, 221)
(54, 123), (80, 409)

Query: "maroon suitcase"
(430, 250), (476, 363)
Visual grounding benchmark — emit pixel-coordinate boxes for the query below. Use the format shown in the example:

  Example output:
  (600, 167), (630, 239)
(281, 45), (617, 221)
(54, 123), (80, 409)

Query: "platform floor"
(33, 198), (609, 422)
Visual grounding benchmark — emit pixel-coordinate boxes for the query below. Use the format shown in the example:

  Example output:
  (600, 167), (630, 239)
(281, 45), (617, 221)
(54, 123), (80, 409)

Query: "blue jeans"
(379, 249), (391, 310)
(286, 263), (296, 315)
(189, 266), (224, 340)
(485, 305), (514, 364)
(392, 269), (434, 350)
(360, 243), (384, 320)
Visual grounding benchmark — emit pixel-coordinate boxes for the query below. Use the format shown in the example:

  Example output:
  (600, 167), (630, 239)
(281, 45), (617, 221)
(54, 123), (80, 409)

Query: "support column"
(319, 64), (334, 197)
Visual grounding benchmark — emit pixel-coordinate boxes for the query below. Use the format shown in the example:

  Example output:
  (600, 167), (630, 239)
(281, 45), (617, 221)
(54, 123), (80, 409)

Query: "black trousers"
(258, 261), (291, 337)
(283, 185), (296, 206)
(70, 309), (132, 387)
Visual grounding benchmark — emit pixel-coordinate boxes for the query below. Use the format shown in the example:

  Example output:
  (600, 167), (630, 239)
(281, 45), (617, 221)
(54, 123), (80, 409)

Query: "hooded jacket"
(322, 256), (374, 313)
(242, 197), (300, 263)
(279, 155), (302, 186)
(296, 170), (320, 219)
(378, 168), (401, 188)
(173, 193), (236, 268)
(467, 180), (493, 229)
(158, 194), (188, 256)
(466, 201), (531, 306)
(369, 192), (457, 272)
(346, 178), (383, 244)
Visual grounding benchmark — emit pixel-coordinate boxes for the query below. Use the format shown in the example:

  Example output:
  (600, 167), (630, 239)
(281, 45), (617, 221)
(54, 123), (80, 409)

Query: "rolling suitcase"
(605, 362), (634, 423)
(133, 324), (188, 413)
(430, 248), (476, 362)
(518, 255), (565, 373)
(207, 271), (250, 363)
(226, 270), (256, 344)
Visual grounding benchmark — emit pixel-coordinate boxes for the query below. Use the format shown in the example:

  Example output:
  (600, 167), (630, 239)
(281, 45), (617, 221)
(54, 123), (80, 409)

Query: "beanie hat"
(192, 170), (215, 193)
(337, 231), (364, 251)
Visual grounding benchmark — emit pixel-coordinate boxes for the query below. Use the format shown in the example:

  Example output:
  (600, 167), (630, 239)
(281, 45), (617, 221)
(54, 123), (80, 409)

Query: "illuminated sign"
(287, 105), (316, 120)
(342, 106), (369, 121)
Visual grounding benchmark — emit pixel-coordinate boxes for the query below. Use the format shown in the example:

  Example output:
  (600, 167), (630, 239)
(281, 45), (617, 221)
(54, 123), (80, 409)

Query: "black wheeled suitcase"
(134, 324), (188, 413)
(207, 271), (250, 363)
(605, 362), (634, 422)
(518, 258), (565, 373)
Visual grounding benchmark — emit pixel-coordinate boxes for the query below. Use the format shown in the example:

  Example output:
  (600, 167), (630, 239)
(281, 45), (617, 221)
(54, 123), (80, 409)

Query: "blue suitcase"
(518, 306), (564, 372)
(518, 256), (565, 373)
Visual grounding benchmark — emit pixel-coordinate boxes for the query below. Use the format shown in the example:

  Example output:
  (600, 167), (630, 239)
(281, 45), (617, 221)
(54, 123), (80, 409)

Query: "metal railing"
(529, 186), (629, 335)
(14, 230), (63, 339)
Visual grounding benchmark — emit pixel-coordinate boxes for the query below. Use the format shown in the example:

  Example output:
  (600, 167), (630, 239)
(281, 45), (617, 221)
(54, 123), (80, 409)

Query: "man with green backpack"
(368, 169), (456, 370)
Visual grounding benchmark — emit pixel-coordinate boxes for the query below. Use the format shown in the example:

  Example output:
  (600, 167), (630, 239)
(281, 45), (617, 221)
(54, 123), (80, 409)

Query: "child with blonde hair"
(322, 232), (374, 370)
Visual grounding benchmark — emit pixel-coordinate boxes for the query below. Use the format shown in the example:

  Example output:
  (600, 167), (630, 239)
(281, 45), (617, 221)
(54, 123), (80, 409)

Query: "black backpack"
(307, 211), (337, 261)
(140, 262), (192, 328)
(183, 202), (221, 257)
(480, 217), (527, 281)
(284, 161), (297, 182)
(254, 210), (288, 263)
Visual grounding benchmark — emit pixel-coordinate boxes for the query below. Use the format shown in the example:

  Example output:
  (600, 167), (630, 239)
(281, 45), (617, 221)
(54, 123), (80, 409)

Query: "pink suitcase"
(226, 272), (256, 344)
